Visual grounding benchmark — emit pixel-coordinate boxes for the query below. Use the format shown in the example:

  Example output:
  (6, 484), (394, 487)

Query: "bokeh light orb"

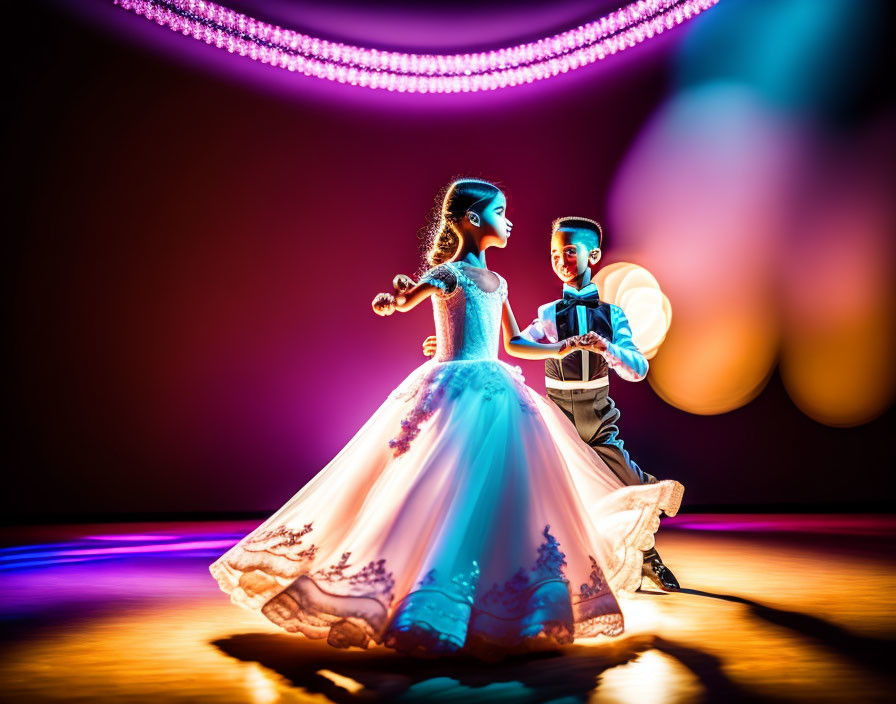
(594, 262), (672, 361)
(608, 85), (787, 415)
(778, 127), (896, 427)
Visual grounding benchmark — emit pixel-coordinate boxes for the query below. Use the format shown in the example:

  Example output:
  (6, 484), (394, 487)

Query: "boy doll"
(423, 217), (680, 591)
(522, 216), (679, 590)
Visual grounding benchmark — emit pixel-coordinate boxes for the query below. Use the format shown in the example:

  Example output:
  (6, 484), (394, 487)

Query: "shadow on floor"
(679, 588), (896, 680)
(212, 631), (776, 703)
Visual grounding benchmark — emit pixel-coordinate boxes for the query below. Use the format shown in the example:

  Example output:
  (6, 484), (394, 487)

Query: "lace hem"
(210, 480), (684, 654)
(210, 557), (293, 610)
(603, 479), (684, 594)
(211, 484), (682, 657)
(382, 611), (623, 661)
(213, 568), (626, 659)
(210, 522), (635, 659)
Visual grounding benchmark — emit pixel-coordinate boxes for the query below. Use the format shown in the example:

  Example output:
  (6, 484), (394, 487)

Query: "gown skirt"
(210, 356), (683, 658)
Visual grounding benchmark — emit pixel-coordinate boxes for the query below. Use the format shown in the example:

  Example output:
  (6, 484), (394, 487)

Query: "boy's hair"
(551, 216), (603, 250)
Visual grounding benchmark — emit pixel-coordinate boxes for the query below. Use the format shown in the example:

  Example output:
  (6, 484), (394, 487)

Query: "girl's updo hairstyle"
(423, 178), (502, 267)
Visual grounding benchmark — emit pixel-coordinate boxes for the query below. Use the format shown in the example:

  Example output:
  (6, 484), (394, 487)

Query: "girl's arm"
(372, 275), (439, 316)
(501, 298), (596, 360)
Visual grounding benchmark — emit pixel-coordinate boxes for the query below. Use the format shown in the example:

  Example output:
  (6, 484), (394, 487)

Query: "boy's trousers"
(545, 384), (657, 487)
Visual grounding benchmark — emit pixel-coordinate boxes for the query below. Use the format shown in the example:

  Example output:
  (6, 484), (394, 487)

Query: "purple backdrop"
(6, 0), (894, 519)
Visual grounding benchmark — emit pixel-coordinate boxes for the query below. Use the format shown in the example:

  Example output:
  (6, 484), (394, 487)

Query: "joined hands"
(422, 331), (609, 358)
(559, 331), (609, 357)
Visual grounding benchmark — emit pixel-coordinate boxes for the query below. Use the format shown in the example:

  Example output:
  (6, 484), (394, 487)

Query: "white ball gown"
(210, 260), (683, 657)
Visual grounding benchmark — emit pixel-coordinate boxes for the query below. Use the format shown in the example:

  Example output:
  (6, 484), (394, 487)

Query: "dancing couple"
(211, 177), (683, 659)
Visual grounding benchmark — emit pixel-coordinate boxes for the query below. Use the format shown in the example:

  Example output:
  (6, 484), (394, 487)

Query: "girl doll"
(210, 178), (683, 659)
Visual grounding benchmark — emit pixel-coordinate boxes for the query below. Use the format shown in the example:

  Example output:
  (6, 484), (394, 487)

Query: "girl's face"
(474, 192), (513, 249)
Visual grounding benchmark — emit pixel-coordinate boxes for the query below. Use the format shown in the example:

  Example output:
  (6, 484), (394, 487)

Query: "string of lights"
(114, 0), (720, 93)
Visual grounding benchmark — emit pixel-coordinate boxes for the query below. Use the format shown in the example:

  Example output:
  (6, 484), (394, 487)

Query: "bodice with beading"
(424, 261), (507, 363)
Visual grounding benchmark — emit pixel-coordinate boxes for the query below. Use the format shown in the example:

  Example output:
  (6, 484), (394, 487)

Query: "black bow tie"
(559, 294), (601, 309)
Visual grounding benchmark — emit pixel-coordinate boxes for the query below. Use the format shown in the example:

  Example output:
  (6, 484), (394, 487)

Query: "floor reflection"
(213, 632), (655, 702)
(213, 629), (778, 703)
(0, 516), (894, 703)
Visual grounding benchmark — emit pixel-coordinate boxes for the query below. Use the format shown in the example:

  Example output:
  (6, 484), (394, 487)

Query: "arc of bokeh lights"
(114, 0), (719, 93)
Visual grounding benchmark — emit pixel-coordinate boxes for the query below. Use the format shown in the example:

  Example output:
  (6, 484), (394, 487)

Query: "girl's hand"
(372, 292), (397, 316)
(422, 335), (438, 357)
(393, 274), (416, 293)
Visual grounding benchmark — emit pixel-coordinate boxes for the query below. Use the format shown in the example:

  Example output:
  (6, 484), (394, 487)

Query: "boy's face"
(550, 229), (598, 283)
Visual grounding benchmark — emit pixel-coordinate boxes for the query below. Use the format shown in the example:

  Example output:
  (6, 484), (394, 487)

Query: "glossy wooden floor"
(1, 516), (894, 703)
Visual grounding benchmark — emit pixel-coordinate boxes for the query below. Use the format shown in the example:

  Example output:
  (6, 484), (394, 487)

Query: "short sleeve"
(420, 263), (458, 297)
(521, 302), (559, 343)
(521, 318), (549, 343)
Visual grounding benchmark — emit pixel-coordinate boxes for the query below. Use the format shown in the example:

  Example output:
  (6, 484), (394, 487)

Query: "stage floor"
(2, 515), (895, 703)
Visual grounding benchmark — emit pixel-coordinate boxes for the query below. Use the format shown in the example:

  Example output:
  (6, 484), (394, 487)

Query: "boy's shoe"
(640, 548), (680, 591)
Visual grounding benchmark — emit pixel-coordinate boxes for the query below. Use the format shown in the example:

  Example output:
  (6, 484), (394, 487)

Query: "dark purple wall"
(6, 0), (894, 519)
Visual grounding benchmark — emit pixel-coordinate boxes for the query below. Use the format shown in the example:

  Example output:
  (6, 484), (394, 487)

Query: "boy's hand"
(422, 335), (438, 357)
(584, 334), (610, 354)
(558, 332), (591, 356)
